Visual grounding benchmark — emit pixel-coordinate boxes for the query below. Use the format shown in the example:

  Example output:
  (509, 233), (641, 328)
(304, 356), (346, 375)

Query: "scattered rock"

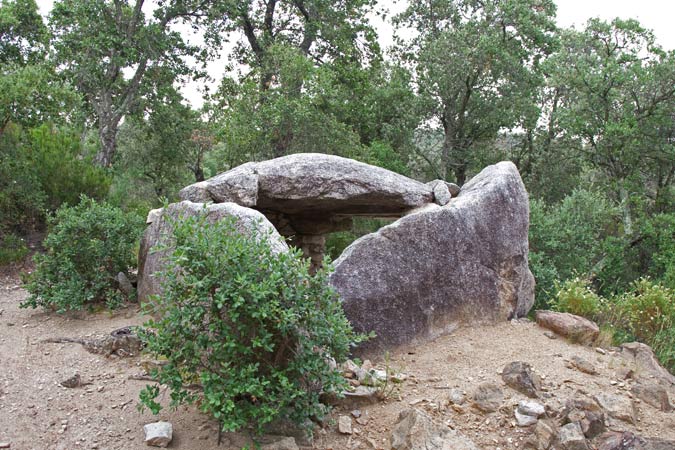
(560, 397), (605, 439)
(390, 408), (479, 450)
(260, 437), (299, 450)
(558, 422), (590, 450)
(515, 410), (538, 427)
(502, 361), (541, 398)
(340, 386), (380, 407)
(60, 373), (88, 389)
(338, 415), (353, 435)
(631, 383), (673, 412)
(597, 431), (644, 450)
(594, 393), (637, 424)
(544, 331), (557, 340)
(518, 400), (546, 418)
(427, 180), (452, 206)
(619, 342), (675, 387)
(594, 432), (675, 450)
(143, 421), (173, 448)
(535, 311), (599, 345)
(331, 162), (534, 352)
(472, 382), (504, 413)
(568, 356), (598, 375)
(531, 420), (556, 450)
(448, 388), (465, 405)
(445, 182), (461, 197)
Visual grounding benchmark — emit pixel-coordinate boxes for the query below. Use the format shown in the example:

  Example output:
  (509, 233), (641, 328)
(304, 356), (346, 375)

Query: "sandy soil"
(1, 273), (674, 450)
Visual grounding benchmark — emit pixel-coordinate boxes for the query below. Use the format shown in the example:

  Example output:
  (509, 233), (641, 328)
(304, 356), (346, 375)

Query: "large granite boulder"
(329, 162), (534, 352)
(179, 153), (434, 221)
(137, 201), (288, 304)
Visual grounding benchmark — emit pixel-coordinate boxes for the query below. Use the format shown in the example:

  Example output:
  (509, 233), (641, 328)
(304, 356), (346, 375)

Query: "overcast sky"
(35, 0), (675, 107)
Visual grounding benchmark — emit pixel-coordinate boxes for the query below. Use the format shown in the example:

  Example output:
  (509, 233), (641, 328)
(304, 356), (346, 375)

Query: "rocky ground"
(1, 273), (674, 450)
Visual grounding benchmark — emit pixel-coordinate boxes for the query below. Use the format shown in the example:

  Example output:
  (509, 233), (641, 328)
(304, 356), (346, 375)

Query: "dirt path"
(1, 275), (674, 450)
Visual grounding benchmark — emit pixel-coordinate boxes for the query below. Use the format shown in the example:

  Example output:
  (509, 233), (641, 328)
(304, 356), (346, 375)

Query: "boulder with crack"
(329, 161), (534, 352)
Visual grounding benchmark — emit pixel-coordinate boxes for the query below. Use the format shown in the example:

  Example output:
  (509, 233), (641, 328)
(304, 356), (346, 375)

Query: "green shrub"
(0, 123), (110, 233)
(0, 233), (29, 265)
(0, 123), (46, 233)
(552, 277), (602, 318)
(139, 213), (368, 435)
(617, 279), (675, 344)
(21, 196), (142, 312)
(26, 124), (110, 211)
(528, 190), (620, 304)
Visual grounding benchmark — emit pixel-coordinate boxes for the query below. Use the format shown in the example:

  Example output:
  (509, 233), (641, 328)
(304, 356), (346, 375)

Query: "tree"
(204, 0), (380, 158)
(394, 0), (558, 184)
(115, 87), (205, 200)
(0, 0), (48, 65)
(0, 0), (79, 135)
(49, 0), (207, 167)
(550, 19), (675, 234)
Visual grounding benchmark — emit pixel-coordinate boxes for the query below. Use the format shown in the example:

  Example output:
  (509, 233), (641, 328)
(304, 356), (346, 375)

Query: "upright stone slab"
(137, 201), (288, 305)
(330, 162), (534, 352)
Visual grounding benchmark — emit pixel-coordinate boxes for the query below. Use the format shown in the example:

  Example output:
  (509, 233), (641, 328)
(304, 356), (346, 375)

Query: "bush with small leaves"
(553, 277), (602, 319)
(617, 279), (675, 346)
(0, 233), (29, 265)
(21, 196), (143, 312)
(139, 212), (368, 435)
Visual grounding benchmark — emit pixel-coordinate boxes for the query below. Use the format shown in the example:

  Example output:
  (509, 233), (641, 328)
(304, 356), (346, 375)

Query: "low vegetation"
(21, 197), (142, 312)
(553, 277), (675, 373)
(139, 214), (368, 434)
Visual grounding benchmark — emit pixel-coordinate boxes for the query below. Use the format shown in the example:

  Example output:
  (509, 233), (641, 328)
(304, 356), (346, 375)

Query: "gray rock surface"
(502, 361), (541, 398)
(426, 180), (452, 206)
(338, 415), (353, 434)
(558, 422), (589, 450)
(535, 311), (599, 345)
(619, 342), (675, 387)
(594, 393), (637, 424)
(143, 421), (172, 448)
(597, 432), (675, 450)
(180, 153), (433, 217)
(331, 162), (534, 351)
(390, 408), (479, 450)
(472, 382), (504, 413)
(259, 437), (299, 450)
(515, 409), (538, 427)
(631, 383), (672, 412)
(137, 201), (288, 304)
(518, 400), (545, 418)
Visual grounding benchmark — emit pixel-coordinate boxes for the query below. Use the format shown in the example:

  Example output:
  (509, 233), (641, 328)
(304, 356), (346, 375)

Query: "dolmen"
(138, 153), (534, 353)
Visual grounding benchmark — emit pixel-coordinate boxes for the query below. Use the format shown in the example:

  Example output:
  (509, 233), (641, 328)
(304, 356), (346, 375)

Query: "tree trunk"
(95, 123), (118, 167)
(618, 185), (633, 236)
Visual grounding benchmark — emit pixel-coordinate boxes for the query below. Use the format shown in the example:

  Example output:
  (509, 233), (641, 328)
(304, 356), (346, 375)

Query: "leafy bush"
(22, 197), (142, 312)
(597, 213), (675, 294)
(0, 123), (46, 233)
(139, 213), (367, 435)
(529, 190), (619, 304)
(617, 279), (675, 344)
(0, 123), (110, 234)
(0, 232), (28, 265)
(552, 277), (602, 318)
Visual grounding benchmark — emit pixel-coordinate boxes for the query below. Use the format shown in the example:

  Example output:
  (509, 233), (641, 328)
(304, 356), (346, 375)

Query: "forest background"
(2, 0), (675, 369)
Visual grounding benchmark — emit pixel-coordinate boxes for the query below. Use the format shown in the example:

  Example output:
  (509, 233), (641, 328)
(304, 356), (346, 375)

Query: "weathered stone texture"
(330, 162), (534, 352)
